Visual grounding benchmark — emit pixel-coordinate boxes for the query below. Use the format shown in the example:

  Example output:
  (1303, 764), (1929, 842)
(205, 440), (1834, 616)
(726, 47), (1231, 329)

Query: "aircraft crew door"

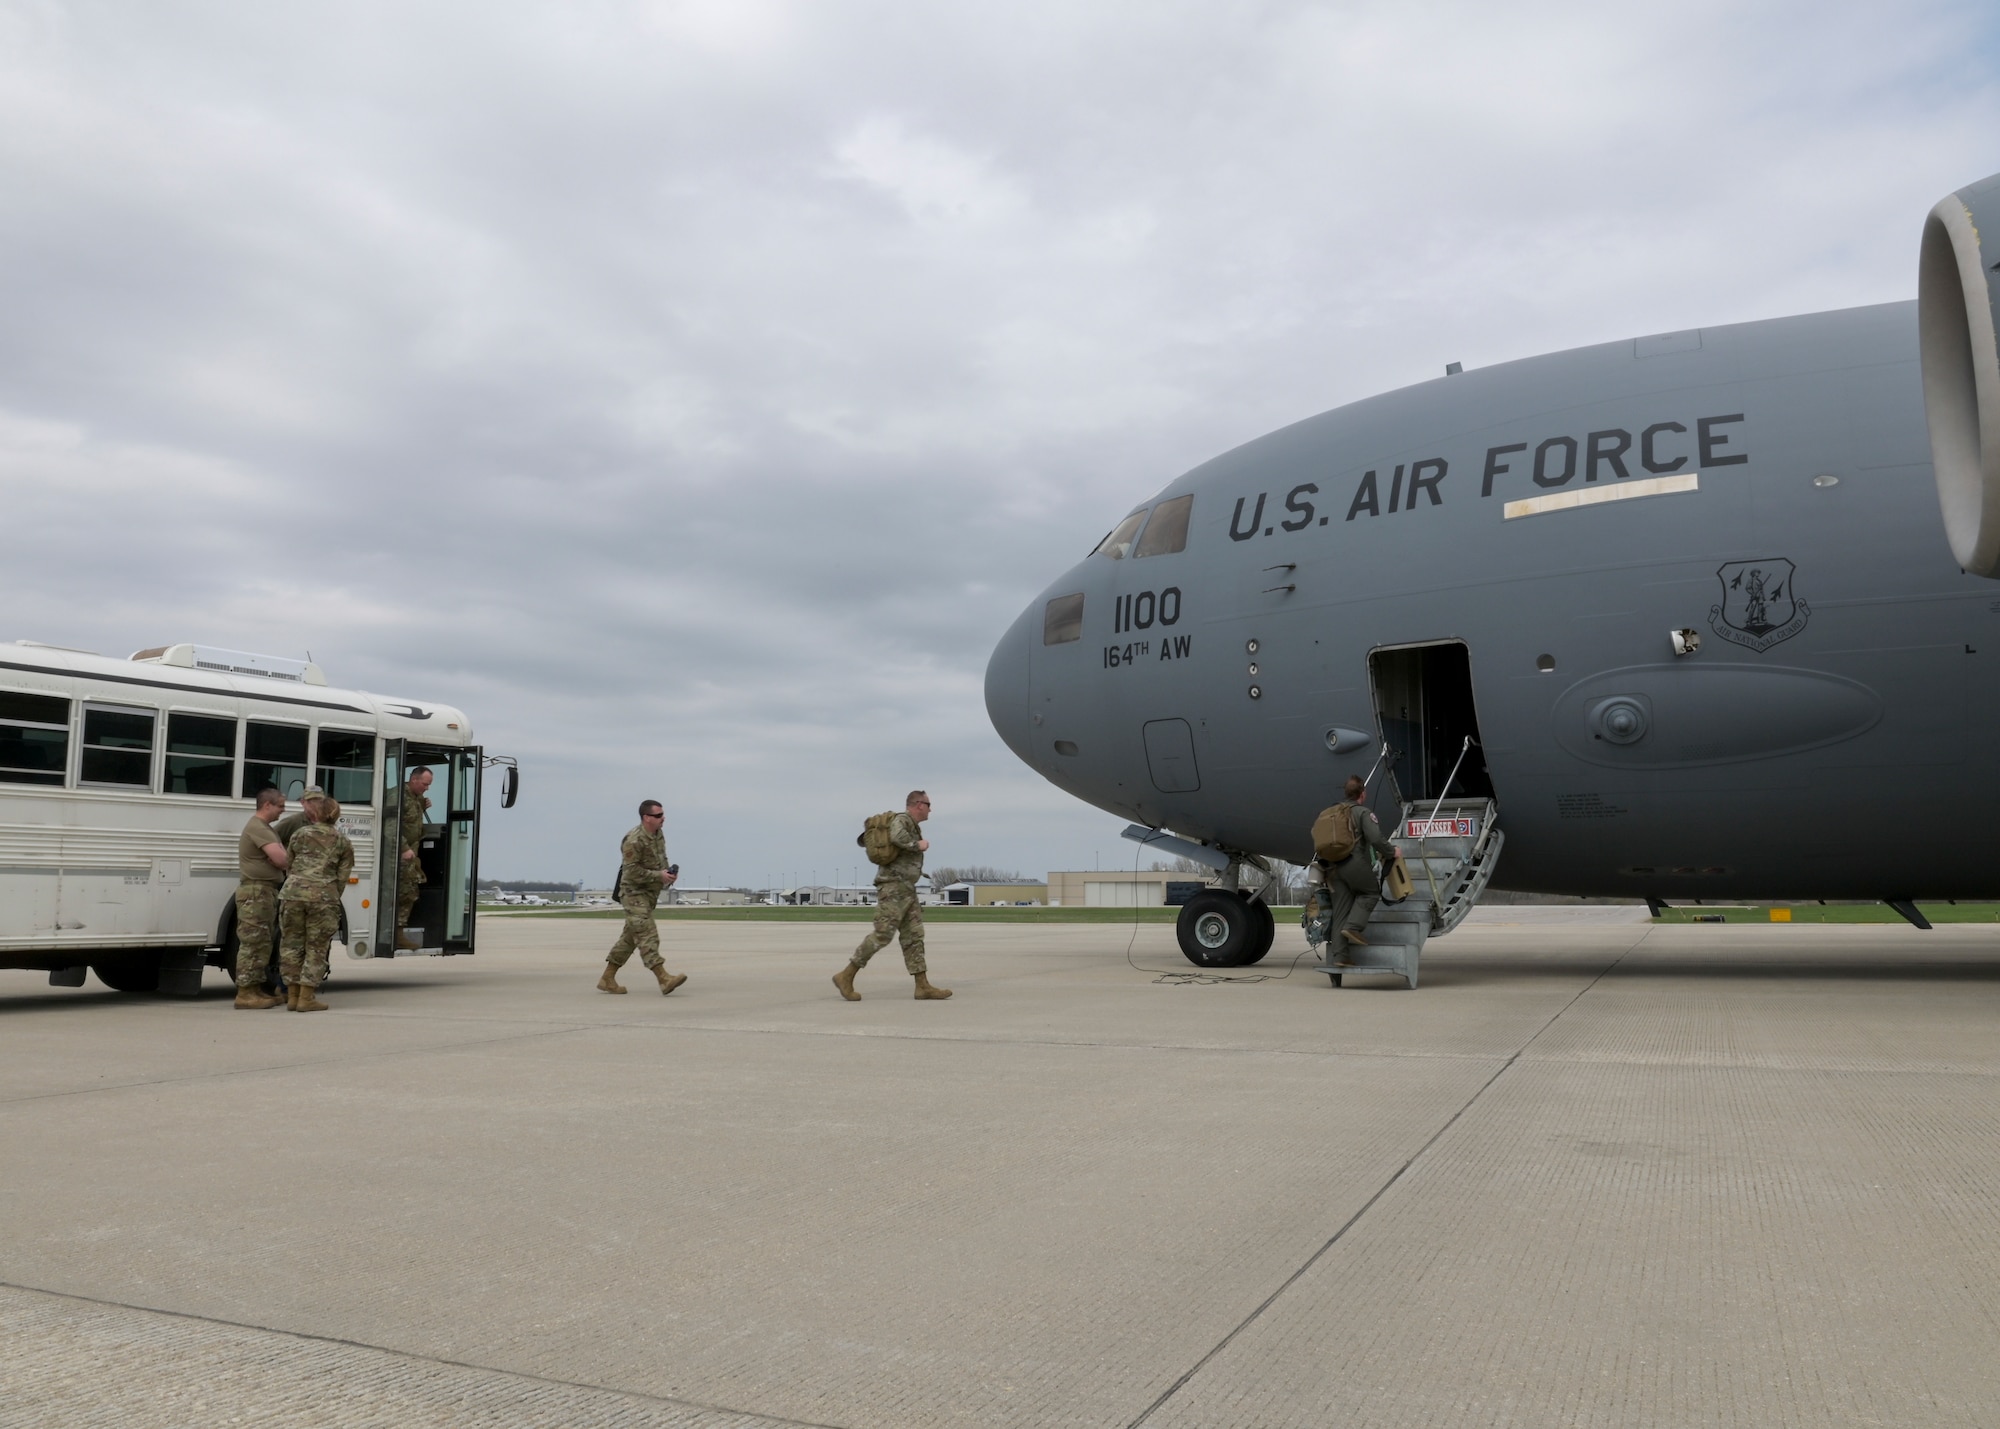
(1366, 641), (1505, 937)
(1368, 642), (1496, 807)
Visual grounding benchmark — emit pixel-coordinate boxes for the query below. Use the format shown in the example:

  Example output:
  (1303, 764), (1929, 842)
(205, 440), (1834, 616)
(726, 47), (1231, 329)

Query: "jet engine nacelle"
(1919, 169), (2000, 576)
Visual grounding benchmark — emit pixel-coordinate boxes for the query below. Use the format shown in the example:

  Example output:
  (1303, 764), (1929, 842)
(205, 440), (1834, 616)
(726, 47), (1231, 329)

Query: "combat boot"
(831, 962), (861, 1001)
(597, 963), (627, 994)
(913, 972), (952, 1000)
(654, 967), (687, 996)
(294, 984), (329, 1012)
(234, 985), (281, 1010)
(285, 982), (301, 1011)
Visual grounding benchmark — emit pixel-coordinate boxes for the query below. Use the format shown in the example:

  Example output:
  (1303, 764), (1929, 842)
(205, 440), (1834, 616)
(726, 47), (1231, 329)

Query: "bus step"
(48, 965), (85, 987)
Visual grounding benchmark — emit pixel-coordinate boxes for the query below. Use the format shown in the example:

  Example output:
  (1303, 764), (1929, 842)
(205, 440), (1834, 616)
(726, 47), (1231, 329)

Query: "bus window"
(164, 713), (236, 796)
(1134, 494), (1193, 557)
(317, 730), (374, 805)
(80, 706), (156, 787)
(242, 721), (309, 798)
(0, 691), (69, 786)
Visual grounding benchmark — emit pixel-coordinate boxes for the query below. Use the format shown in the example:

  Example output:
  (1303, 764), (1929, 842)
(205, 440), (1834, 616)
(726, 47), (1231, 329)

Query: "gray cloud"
(2, 0), (1996, 884)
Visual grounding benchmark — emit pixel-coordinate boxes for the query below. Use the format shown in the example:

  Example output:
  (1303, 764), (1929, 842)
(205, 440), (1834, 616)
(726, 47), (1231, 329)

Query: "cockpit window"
(1134, 494), (1193, 557)
(1093, 509), (1148, 560)
(1043, 593), (1085, 645)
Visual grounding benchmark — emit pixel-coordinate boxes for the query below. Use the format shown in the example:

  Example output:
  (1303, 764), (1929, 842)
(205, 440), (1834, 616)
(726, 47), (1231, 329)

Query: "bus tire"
(221, 906), (282, 992)
(90, 957), (162, 993)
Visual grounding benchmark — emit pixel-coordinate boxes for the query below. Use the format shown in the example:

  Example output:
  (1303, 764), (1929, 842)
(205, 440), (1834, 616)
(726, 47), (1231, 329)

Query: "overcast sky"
(3, 1), (1997, 887)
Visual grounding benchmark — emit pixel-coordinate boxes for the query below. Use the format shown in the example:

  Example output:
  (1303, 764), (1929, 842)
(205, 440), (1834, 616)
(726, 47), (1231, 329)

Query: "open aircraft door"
(1365, 642), (1505, 924)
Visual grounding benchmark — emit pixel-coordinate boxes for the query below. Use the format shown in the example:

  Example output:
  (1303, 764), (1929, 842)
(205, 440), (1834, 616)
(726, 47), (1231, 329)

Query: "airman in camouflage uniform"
(1314, 775), (1403, 956)
(231, 788), (289, 1009)
(599, 799), (686, 995)
(394, 767), (434, 950)
(833, 790), (951, 1001)
(271, 787), (325, 845)
(279, 798), (354, 1012)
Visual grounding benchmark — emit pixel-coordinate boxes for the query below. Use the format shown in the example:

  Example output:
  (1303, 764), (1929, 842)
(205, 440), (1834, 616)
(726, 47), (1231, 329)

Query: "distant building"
(1045, 870), (1215, 908)
(775, 884), (877, 907)
(663, 886), (753, 906)
(939, 881), (1047, 906)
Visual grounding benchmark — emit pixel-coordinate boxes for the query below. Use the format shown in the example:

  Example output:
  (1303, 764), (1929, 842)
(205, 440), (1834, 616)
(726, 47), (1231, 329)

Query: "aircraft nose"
(984, 603), (1036, 765)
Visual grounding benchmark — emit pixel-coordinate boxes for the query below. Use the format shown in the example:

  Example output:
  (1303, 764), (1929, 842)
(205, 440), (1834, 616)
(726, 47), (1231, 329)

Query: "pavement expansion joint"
(1, 1280), (846, 1429)
(1125, 935), (1641, 1428)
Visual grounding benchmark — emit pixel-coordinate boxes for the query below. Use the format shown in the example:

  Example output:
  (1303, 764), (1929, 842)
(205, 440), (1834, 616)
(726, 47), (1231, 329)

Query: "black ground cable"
(1120, 838), (1316, 984)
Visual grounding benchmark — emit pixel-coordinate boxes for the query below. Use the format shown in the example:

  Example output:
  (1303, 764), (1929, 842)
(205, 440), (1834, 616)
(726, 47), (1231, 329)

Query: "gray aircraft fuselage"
(985, 298), (2000, 901)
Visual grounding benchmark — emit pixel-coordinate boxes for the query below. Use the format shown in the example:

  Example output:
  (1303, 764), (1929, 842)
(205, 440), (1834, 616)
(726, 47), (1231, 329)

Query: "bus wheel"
(222, 909), (283, 993)
(90, 958), (162, 993)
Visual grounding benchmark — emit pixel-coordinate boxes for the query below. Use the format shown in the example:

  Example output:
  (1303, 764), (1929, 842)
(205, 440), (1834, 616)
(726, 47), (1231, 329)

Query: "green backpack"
(858, 811), (901, 866)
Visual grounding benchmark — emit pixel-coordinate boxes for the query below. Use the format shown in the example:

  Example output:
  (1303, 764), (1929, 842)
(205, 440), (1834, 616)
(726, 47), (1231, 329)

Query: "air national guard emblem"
(1708, 558), (1810, 652)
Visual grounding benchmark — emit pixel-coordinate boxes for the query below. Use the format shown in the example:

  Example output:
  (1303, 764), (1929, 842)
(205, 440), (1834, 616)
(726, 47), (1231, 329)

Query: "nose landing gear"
(1176, 890), (1276, 967)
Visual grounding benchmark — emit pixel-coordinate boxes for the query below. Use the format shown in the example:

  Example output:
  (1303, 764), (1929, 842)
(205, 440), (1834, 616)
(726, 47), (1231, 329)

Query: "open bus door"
(378, 740), (482, 955)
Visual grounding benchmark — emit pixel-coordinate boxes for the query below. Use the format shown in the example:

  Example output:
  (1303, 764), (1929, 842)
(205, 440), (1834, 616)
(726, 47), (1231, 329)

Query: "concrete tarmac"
(4, 916), (1999, 1427)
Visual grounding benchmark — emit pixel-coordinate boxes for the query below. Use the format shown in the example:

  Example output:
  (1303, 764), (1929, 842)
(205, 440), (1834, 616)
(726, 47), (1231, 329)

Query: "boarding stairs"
(1310, 797), (1504, 989)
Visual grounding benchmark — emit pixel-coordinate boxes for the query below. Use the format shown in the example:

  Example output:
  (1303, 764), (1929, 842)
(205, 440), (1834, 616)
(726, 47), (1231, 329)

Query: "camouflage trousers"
(853, 880), (926, 975)
(1323, 854), (1382, 935)
(280, 899), (341, 989)
(607, 892), (664, 971)
(395, 862), (424, 941)
(233, 880), (280, 988)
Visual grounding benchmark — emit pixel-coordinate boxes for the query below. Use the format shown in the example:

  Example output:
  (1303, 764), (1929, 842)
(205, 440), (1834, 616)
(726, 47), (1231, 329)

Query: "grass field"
(485, 901), (2000, 925)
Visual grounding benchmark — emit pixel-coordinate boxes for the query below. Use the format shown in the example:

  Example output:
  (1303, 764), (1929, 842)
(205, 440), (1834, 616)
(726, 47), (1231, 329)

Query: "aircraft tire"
(1239, 897), (1276, 965)
(90, 956), (162, 993)
(1177, 891), (1257, 967)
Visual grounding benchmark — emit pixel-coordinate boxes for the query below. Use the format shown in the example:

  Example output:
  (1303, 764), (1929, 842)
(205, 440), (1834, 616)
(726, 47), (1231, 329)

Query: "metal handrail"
(1413, 736), (1474, 916)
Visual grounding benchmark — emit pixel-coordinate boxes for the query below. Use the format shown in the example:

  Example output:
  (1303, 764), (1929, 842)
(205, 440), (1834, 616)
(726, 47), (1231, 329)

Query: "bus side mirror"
(501, 766), (519, 809)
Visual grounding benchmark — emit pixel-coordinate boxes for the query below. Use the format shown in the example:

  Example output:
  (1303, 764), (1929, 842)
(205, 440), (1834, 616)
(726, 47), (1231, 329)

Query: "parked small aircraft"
(986, 168), (2000, 967)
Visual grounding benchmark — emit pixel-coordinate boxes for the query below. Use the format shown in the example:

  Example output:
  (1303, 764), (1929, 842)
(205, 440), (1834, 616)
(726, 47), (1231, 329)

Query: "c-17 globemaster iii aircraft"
(985, 166), (2000, 974)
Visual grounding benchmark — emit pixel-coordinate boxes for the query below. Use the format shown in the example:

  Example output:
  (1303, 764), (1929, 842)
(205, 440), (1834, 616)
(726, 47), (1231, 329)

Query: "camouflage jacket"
(876, 811), (925, 886)
(279, 822), (354, 905)
(619, 824), (668, 903)
(401, 788), (431, 885)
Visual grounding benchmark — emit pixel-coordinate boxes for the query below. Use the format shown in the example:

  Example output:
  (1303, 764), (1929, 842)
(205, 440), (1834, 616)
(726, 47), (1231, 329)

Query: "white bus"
(0, 640), (517, 996)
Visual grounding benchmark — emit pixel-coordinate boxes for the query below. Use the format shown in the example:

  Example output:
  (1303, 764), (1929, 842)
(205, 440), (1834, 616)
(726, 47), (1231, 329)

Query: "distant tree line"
(1152, 857), (1308, 900)
(929, 865), (1030, 886)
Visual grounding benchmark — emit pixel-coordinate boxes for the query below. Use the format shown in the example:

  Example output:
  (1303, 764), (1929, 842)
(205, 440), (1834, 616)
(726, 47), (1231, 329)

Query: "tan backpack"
(1312, 803), (1360, 863)
(858, 811), (902, 866)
